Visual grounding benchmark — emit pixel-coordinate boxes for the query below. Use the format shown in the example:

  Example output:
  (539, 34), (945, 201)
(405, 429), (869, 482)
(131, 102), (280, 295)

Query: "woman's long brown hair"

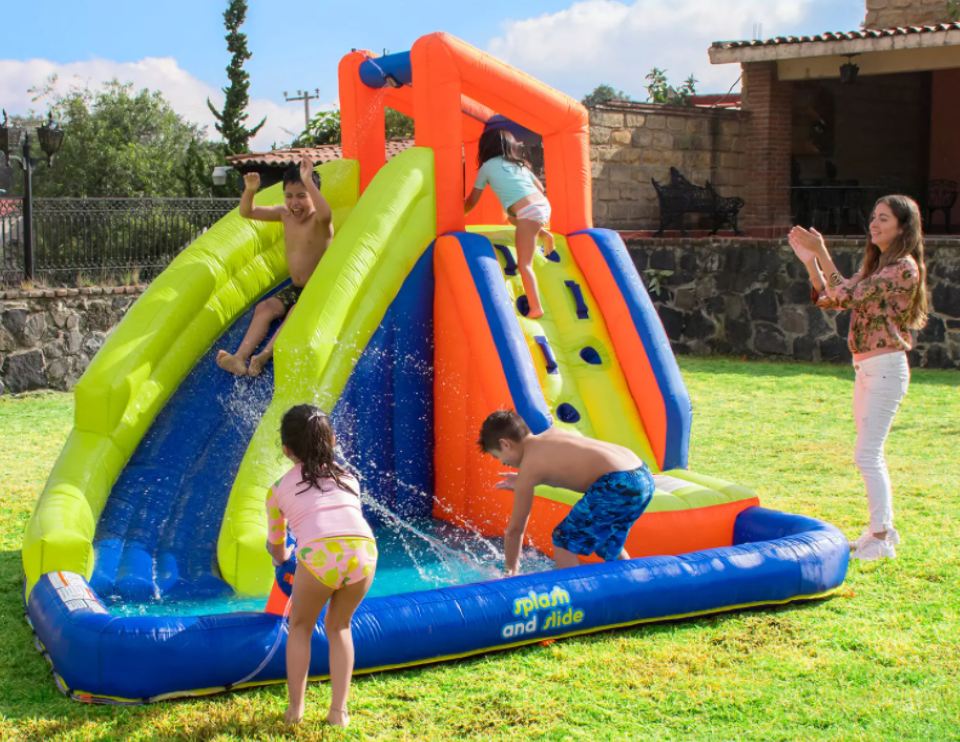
(280, 405), (358, 496)
(862, 194), (928, 329)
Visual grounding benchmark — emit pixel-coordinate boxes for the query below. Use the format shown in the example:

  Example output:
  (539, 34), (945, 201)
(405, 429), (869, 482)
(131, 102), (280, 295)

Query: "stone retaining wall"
(624, 236), (960, 368)
(2, 237), (958, 396)
(0, 286), (145, 394)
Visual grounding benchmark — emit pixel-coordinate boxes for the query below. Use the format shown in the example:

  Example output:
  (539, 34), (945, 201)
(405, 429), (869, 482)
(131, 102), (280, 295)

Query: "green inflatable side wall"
(218, 148), (437, 596)
(20, 159), (360, 598)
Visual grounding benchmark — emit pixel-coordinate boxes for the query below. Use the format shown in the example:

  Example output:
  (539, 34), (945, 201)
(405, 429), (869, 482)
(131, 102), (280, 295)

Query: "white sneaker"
(851, 536), (896, 561)
(850, 527), (900, 550)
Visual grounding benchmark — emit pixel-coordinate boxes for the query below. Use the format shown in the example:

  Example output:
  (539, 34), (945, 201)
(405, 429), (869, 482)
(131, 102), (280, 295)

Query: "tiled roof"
(227, 138), (415, 168)
(589, 98), (743, 113)
(713, 23), (960, 51)
(689, 93), (742, 109)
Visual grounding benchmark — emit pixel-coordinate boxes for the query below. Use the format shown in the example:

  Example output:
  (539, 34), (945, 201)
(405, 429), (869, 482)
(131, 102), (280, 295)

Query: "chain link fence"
(0, 197), (237, 287)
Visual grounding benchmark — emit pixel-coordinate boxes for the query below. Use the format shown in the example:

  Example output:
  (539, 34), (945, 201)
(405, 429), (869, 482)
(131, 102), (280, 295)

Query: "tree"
(181, 138), (221, 198)
(385, 108), (415, 139)
(645, 68), (698, 106)
(304, 110), (342, 146)
(28, 77), (222, 198)
(290, 107), (414, 148)
(581, 84), (631, 108)
(206, 0), (265, 156)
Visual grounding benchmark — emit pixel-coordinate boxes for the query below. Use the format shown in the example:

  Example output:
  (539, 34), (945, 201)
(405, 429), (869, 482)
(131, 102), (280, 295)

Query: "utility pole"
(283, 89), (321, 132)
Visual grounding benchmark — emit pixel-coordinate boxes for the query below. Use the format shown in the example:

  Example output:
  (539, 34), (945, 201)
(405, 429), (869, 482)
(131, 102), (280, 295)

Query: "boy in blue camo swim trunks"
(478, 410), (655, 576)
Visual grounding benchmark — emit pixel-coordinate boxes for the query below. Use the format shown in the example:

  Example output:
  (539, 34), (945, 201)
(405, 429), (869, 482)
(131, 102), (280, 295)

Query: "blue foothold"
(516, 295), (530, 316)
(545, 248), (560, 263)
(580, 347), (602, 365)
(557, 403), (581, 423)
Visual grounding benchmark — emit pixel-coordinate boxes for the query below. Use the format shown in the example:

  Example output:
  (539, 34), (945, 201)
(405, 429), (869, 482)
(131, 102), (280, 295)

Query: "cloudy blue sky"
(1, 0), (865, 149)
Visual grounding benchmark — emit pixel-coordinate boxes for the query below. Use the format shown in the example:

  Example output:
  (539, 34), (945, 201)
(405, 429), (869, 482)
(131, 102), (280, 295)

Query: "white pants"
(852, 352), (910, 534)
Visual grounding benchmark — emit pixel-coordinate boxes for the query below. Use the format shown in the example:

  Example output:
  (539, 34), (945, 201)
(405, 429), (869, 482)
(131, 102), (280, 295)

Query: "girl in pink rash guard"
(265, 405), (376, 728)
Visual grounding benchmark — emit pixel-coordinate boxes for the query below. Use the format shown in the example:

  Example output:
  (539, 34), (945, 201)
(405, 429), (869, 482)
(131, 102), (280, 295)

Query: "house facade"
(709, 1), (960, 236)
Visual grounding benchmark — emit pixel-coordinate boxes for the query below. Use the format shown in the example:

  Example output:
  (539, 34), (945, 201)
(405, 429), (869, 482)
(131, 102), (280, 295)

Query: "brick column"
(741, 62), (793, 238)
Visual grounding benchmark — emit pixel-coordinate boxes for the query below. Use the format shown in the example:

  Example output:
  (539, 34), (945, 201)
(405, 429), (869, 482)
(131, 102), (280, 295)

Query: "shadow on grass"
(0, 549), (80, 719)
(5, 698), (317, 742)
(678, 355), (959, 387)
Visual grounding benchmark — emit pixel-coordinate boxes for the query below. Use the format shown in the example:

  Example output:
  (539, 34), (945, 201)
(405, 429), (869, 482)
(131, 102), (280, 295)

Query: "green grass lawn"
(1, 357), (958, 741)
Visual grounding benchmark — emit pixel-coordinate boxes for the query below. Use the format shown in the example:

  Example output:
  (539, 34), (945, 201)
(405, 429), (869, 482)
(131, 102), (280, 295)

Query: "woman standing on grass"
(788, 195), (928, 561)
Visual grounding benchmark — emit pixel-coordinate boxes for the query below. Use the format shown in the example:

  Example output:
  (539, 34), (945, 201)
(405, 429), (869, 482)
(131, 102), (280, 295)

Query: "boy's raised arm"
(300, 157), (332, 225)
(239, 172), (285, 222)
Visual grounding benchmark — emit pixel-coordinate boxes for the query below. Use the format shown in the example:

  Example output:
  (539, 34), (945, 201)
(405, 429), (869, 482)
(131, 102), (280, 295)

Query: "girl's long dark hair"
(280, 405), (358, 496)
(477, 128), (527, 169)
(863, 194), (928, 329)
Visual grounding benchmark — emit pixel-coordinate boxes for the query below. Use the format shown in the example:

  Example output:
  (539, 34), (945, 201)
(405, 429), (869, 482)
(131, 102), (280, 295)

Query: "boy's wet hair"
(282, 162), (322, 190)
(477, 410), (531, 453)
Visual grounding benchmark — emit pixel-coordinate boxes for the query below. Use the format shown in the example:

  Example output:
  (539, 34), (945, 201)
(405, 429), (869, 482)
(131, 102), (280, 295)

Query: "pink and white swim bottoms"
(515, 200), (552, 226)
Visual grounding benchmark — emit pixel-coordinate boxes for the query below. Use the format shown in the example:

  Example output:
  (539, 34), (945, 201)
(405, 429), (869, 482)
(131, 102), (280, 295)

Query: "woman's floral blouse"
(814, 256), (919, 354)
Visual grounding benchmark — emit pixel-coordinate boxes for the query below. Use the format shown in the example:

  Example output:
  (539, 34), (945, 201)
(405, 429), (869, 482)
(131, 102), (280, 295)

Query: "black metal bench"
(651, 167), (744, 236)
(926, 179), (957, 233)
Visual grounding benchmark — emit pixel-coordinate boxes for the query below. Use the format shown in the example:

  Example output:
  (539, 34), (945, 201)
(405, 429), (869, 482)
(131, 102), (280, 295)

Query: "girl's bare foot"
(216, 350), (248, 376)
(283, 706), (304, 725)
(326, 708), (349, 728)
(541, 233), (555, 256)
(526, 308), (544, 320)
(248, 351), (271, 376)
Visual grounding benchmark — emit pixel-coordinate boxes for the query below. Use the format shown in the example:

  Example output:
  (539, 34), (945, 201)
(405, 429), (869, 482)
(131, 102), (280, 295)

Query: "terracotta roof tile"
(590, 99), (743, 113)
(713, 22), (960, 50)
(227, 138), (415, 168)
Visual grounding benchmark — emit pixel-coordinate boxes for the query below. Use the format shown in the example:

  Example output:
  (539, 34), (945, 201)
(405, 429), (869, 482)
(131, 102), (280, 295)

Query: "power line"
(283, 88), (320, 132)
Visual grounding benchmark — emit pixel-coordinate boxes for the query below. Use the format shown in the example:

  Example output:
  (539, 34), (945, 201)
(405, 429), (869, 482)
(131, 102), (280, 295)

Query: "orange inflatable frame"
(337, 34), (750, 565)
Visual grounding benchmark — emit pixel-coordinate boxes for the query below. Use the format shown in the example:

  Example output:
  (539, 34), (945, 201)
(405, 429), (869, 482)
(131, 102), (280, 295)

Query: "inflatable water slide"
(22, 33), (848, 703)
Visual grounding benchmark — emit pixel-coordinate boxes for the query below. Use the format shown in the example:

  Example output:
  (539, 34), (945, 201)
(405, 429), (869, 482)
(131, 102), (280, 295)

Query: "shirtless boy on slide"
(216, 155), (334, 376)
(477, 410), (655, 577)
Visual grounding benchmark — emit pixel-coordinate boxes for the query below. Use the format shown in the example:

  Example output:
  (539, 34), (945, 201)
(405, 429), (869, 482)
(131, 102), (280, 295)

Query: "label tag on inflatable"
(49, 572), (107, 614)
(501, 585), (585, 640)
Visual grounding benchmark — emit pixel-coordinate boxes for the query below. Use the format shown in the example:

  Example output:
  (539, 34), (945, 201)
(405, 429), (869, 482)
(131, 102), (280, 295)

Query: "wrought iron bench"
(651, 167), (744, 236)
(926, 180), (957, 233)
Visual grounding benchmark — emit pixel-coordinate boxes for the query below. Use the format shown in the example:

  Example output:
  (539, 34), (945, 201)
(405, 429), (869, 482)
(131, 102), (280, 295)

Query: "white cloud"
(488, 0), (814, 99)
(0, 57), (329, 151)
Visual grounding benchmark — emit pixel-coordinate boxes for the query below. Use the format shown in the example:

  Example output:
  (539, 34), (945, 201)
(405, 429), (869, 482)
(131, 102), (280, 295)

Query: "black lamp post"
(0, 110), (66, 282)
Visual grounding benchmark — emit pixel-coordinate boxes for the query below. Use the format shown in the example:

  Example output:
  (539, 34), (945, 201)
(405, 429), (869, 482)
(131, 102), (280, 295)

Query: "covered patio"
(710, 23), (960, 236)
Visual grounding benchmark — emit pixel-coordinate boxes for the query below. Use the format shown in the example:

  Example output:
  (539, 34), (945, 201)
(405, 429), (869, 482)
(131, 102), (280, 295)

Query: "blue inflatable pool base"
(25, 507), (849, 704)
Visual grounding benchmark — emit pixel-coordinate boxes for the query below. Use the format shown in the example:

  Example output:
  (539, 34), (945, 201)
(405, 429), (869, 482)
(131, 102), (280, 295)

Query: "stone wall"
(3, 237), (958, 396)
(0, 286), (145, 394)
(864, 0), (953, 29)
(625, 236), (960, 369)
(589, 102), (748, 232)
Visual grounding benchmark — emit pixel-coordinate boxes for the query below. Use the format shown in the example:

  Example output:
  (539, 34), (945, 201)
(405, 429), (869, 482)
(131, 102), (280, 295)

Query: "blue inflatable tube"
(358, 51), (413, 88)
(26, 507), (848, 704)
(455, 231), (553, 434)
